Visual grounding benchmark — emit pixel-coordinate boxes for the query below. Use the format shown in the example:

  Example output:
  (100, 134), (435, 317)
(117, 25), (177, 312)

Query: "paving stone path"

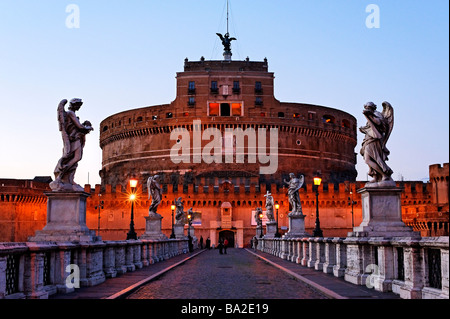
(127, 248), (329, 299)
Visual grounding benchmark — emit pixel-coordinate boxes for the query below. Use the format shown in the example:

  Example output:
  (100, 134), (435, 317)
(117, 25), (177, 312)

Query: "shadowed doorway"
(219, 230), (235, 248)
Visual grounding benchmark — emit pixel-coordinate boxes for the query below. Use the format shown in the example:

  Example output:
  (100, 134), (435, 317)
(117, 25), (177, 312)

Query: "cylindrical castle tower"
(99, 58), (357, 188)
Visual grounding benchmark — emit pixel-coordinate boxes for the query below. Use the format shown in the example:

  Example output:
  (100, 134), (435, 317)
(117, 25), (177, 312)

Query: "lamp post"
(187, 213), (193, 252)
(275, 203), (281, 238)
(348, 189), (357, 229)
(94, 194), (104, 237)
(259, 211), (264, 238)
(126, 179), (138, 240)
(313, 175), (323, 237)
(170, 204), (176, 239)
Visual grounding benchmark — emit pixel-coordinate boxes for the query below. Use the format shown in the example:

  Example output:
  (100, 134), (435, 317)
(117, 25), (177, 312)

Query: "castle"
(1, 39), (448, 245)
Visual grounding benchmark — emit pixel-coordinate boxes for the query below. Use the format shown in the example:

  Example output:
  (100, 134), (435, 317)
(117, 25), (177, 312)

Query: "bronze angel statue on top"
(359, 101), (395, 186)
(147, 175), (162, 217)
(50, 98), (93, 192)
(216, 32), (236, 53)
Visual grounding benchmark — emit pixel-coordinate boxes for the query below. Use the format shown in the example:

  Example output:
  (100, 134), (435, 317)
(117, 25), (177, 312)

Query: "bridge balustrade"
(257, 236), (449, 299)
(0, 239), (188, 299)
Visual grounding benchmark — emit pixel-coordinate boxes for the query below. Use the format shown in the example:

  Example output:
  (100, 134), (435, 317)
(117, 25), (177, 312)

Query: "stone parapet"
(257, 236), (449, 299)
(0, 238), (189, 299)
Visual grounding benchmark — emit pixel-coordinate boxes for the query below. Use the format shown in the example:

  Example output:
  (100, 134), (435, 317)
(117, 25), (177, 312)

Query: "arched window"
(102, 125), (108, 132)
(342, 119), (350, 128)
(322, 115), (335, 124)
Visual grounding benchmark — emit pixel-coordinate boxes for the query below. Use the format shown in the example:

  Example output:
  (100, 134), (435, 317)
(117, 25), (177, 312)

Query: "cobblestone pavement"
(127, 248), (329, 299)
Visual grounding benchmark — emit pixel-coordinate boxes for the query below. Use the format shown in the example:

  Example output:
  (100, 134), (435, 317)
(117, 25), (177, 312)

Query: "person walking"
(206, 237), (211, 250)
(218, 239), (223, 254)
(200, 236), (204, 249)
(223, 238), (228, 254)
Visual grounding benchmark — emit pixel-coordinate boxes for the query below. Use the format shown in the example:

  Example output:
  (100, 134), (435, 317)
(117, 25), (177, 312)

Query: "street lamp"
(187, 213), (193, 252)
(94, 194), (104, 237)
(275, 203), (281, 238)
(170, 204), (176, 239)
(126, 179), (138, 240)
(313, 175), (323, 237)
(259, 211), (264, 238)
(348, 189), (357, 229)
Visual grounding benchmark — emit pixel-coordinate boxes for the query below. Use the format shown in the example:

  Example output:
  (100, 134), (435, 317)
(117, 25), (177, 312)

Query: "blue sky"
(0, 0), (448, 187)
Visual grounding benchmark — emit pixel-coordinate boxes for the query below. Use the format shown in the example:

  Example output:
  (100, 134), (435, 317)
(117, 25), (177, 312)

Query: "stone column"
(332, 237), (347, 278)
(369, 238), (394, 292)
(323, 238), (336, 274)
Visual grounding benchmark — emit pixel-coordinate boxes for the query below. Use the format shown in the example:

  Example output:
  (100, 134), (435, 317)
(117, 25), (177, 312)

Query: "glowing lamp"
(130, 194), (136, 201)
(129, 179), (138, 189)
(171, 205), (176, 211)
(313, 177), (322, 186)
(275, 204), (280, 210)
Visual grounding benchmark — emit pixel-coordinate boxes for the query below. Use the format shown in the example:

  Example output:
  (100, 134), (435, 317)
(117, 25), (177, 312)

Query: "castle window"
(188, 81), (196, 94)
(102, 125), (108, 132)
(308, 112), (316, 121)
(255, 97), (263, 106)
(152, 115), (158, 120)
(293, 113), (301, 119)
(209, 102), (242, 117)
(211, 81), (218, 94)
(221, 103), (231, 116)
(188, 97), (195, 106)
(232, 81), (240, 94)
(255, 81), (262, 94)
(209, 103), (219, 116)
(166, 112), (173, 118)
(136, 116), (143, 122)
(278, 112), (285, 118)
(342, 119), (350, 128)
(323, 115), (335, 124)
(232, 103), (242, 116)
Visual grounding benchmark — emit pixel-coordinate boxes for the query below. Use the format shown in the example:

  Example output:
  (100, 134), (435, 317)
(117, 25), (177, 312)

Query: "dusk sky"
(0, 0), (448, 187)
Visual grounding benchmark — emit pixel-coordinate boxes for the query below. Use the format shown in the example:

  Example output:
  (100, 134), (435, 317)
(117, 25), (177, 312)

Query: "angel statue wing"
(298, 175), (305, 189)
(57, 99), (70, 157)
(381, 101), (394, 157)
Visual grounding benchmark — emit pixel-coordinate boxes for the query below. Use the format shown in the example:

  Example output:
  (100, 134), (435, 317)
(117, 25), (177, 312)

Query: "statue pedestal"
(29, 191), (99, 242)
(283, 213), (310, 238)
(174, 224), (186, 239)
(140, 214), (168, 241)
(256, 225), (264, 238)
(264, 221), (278, 238)
(348, 187), (420, 238)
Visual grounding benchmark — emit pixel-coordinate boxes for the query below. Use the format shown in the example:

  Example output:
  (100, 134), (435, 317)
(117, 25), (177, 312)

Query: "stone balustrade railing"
(0, 238), (189, 299)
(256, 236), (449, 299)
